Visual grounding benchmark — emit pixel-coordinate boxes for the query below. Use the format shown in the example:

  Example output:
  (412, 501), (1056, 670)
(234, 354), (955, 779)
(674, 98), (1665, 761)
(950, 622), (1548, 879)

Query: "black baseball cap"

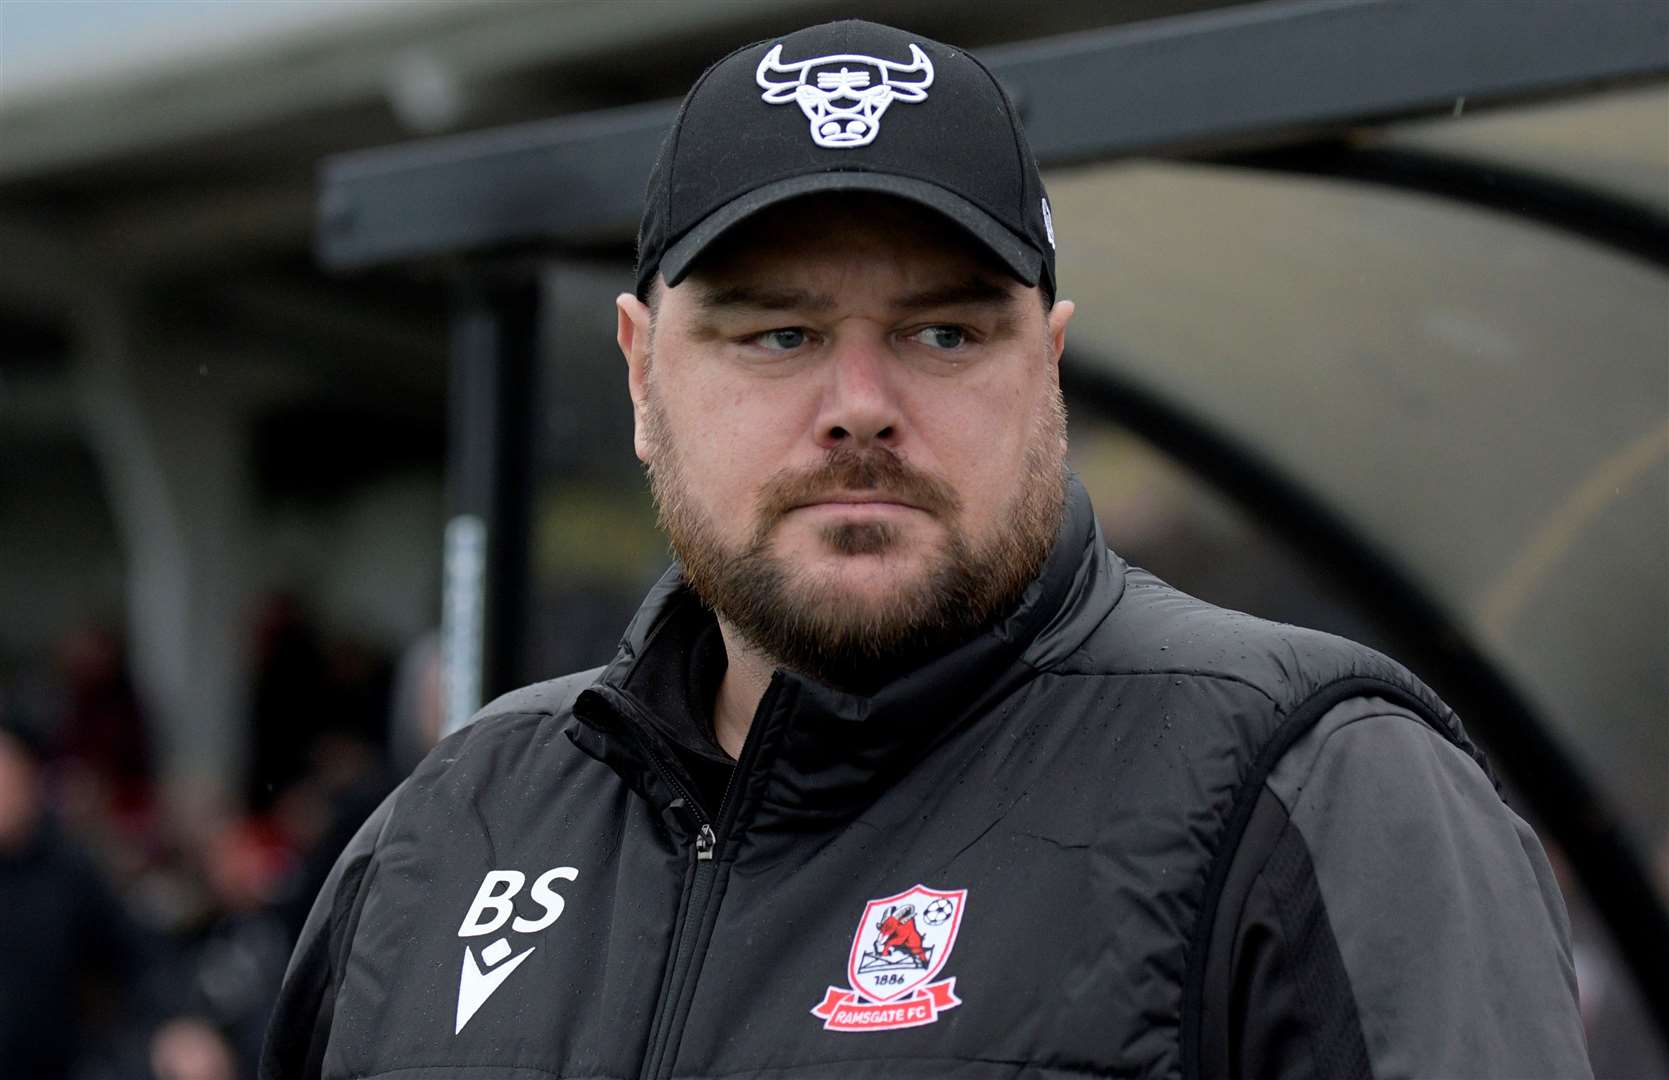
(635, 19), (1057, 301)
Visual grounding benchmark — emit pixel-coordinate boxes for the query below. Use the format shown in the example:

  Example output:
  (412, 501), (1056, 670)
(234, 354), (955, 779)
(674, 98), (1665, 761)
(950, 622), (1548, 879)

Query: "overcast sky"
(0, 0), (420, 97)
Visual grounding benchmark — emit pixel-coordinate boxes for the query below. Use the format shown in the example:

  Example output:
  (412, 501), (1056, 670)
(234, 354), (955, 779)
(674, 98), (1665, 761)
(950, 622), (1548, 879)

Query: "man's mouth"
(793, 492), (922, 511)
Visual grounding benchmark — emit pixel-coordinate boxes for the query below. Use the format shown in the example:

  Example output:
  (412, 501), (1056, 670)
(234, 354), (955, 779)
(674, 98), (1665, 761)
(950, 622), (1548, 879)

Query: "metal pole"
(441, 270), (536, 735)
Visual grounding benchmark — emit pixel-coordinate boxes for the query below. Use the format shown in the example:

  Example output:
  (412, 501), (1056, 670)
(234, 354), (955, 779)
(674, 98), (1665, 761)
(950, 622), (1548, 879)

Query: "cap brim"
(659, 172), (1043, 290)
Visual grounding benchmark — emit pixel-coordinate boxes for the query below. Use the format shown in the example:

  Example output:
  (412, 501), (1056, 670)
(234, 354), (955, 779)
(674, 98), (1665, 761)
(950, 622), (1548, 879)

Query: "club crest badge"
(810, 884), (967, 1032)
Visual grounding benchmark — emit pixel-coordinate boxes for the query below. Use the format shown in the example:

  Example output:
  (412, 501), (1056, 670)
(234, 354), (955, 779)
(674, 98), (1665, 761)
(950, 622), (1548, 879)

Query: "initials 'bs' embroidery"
(756, 42), (934, 149)
(454, 866), (578, 1034)
(811, 884), (966, 1032)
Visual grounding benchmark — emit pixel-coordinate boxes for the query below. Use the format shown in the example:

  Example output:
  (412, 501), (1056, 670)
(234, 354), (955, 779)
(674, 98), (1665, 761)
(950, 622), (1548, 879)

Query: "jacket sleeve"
(1229, 696), (1592, 1080)
(259, 785), (400, 1080)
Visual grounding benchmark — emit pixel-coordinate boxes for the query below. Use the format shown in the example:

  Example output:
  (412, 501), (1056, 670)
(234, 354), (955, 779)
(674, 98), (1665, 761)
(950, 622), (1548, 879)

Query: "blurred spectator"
(150, 1016), (238, 1080)
(387, 629), (442, 779)
(170, 820), (296, 1072)
(0, 709), (144, 1079)
(247, 594), (333, 811)
(268, 732), (394, 945)
(52, 623), (155, 848)
(247, 593), (394, 812)
(1548, 838), (1669, 1076)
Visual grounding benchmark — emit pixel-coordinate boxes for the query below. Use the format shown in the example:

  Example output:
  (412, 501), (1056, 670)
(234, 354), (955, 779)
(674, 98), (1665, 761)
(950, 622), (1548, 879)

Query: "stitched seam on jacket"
(1036, 667), (1281, 705)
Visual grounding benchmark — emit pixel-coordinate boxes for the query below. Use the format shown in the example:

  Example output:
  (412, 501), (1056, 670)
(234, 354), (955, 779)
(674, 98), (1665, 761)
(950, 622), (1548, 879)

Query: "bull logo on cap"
(756, 42), (934, 149)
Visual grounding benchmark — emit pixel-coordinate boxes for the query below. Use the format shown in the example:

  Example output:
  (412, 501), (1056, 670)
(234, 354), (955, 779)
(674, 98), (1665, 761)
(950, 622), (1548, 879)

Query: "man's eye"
(908, 325), (968, 350)
(754, 328), (809, 351)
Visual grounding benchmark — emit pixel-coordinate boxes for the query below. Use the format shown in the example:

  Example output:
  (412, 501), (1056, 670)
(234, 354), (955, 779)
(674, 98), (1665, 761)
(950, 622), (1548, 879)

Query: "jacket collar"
(571, 474), (1125, 827)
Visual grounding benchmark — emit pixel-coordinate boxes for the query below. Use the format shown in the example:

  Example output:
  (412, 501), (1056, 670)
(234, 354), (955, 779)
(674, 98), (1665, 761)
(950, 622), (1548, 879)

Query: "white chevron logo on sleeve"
(455, 938), (537, 1033)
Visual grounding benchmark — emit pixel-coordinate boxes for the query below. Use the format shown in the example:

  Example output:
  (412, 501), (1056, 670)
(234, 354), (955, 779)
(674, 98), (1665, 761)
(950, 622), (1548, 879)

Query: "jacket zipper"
(636, 727), (717, 860)
(628, 675), (783, 1080)
(641, 825), (720, 1080)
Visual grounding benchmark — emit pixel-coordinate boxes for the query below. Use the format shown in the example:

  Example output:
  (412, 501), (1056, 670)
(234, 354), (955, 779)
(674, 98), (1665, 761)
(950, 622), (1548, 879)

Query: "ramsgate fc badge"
(810, 884), (967, 1032)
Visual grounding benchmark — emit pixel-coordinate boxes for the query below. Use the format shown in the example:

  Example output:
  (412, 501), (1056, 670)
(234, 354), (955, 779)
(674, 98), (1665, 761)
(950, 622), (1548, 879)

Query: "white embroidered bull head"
(756, 42), (934, 149)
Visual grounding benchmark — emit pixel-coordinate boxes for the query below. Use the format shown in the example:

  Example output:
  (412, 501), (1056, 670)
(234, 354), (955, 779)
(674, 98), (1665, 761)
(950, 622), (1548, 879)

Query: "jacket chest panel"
(325, 763), (689, 1079)
(321, 674), (1269, 1079)
(668, 681), (1266, 1079)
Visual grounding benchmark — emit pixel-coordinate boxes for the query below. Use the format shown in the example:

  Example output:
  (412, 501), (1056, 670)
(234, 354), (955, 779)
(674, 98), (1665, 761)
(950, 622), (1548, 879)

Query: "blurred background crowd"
(1, 1), (1665, 1077)
(0, 606), (438, 1078)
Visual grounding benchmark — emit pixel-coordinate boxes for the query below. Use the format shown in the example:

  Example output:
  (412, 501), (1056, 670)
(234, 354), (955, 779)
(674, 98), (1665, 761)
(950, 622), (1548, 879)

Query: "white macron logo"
(454, 866), (578, 1033)
(756, 42), (934, 148)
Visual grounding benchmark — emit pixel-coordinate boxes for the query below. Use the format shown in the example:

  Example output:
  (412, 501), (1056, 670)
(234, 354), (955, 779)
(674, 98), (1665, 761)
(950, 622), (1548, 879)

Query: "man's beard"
(643, 385), (1068, 692)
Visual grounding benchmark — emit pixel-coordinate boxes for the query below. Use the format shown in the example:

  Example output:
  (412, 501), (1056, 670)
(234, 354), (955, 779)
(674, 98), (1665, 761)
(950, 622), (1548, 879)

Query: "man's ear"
(616, 292), (653, 463)
(1047, 298), (1075, 368)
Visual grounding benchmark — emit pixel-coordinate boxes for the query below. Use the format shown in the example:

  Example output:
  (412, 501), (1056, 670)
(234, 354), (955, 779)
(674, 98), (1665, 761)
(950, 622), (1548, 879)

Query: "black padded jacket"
(261, 480), (1590, 1080)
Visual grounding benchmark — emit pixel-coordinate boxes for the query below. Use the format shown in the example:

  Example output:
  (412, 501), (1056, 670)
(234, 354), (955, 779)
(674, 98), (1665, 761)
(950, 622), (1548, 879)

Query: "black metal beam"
(998, 0), (1667, 165)
(317, 0), (1668, 270)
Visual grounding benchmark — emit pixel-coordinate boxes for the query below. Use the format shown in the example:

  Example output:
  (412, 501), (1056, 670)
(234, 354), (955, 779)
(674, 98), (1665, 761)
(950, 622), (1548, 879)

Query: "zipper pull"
(695, 823), (716, 861)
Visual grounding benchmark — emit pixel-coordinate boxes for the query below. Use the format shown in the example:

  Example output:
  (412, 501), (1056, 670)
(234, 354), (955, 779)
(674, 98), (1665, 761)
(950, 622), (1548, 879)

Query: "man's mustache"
(754, 447), (960, 527)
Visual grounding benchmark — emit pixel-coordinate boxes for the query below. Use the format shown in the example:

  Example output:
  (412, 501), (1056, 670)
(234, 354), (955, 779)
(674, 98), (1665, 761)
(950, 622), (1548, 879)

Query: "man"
(0, 713), (144, 1078)
(263, 20), (1590, 1080)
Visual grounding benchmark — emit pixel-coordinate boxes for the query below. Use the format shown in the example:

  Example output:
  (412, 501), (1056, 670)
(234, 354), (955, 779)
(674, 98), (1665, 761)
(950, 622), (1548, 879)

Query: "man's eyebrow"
(891, 276), (1019, 311)
(694, 284), (837, 312)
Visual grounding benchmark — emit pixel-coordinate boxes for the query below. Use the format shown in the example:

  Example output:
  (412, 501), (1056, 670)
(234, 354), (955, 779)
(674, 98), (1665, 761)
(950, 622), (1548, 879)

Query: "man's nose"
(815, 335), (901, 450)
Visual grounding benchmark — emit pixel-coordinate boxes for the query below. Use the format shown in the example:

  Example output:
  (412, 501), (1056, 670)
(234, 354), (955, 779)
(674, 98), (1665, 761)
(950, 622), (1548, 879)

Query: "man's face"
(617, 195), (1074, 688)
